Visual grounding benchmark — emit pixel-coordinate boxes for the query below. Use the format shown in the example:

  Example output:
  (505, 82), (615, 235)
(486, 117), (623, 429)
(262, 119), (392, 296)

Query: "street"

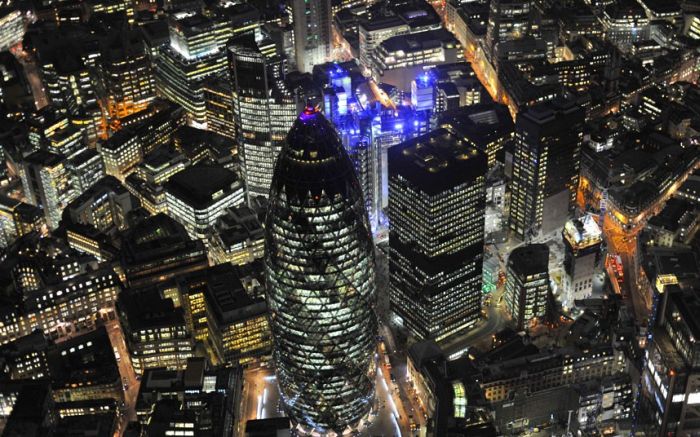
(239, 351), (415, 436)
(104, 319), (140, 436)
(11, 45), (48, 110)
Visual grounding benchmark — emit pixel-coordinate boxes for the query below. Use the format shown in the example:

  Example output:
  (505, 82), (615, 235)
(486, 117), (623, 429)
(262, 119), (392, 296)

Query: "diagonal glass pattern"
(265, 105), (377, 435)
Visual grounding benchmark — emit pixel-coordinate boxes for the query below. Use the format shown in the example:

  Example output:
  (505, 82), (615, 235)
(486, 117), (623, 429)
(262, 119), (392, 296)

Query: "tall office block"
(20, 151), (74, 230)
(509, 98), (584, 240)
(203, 77), (236, 140)
(485, 0), (531, 59)
(504, 244), (550, 330)
(103, 28), (156, 120)
(388, 128), (487, 342)
(292, 0), (332, 72)
(0, 10), (25, 52)
(265, 106), (376, 434)
(638, 249), (700, 436)
(229, 35), (297, 202)
(155, 14), (229, 126)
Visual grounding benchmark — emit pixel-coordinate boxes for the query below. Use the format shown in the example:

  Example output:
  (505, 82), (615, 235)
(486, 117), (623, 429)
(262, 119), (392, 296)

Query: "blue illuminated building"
(411, 72), (435, 112)
(312, 62), (431, 239)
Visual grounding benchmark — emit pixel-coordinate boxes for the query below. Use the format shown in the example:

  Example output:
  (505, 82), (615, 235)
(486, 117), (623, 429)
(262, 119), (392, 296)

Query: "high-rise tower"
(388, 128), (488, 342)
(485, 0), (531, 60)
(509, 98), (584, 240)
(229, 34), (297, 203)
(264, 105), (377, 434)
(504, 244), (550, 330)
(292, 0), (332, 72)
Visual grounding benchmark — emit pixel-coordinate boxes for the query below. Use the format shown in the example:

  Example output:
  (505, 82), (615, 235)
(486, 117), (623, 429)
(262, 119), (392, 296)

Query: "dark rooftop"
(165, 165), (239, 210)
(388, 127), (488, 196)
(23, 150), (65, 167)
(438, 103), (514, 149)
(118, 288), (186, 332)
(47, 326), (120, 387)
(507, 244), (549, 277)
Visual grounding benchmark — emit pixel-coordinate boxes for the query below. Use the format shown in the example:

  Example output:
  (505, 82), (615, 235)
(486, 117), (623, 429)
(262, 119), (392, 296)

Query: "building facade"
(292, 0), (331, 72)
(509, 99), (584, 240)
(388, 128), (487, 342)
(229, 35), (297, 203)
(504, 244), (550, 330)
(265, 106), (377, 434)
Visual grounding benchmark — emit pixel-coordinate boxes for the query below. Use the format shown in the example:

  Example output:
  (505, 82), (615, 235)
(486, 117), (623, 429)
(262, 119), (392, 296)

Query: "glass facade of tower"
(229, 35), (297, 203)
(264, 106), (377, 434)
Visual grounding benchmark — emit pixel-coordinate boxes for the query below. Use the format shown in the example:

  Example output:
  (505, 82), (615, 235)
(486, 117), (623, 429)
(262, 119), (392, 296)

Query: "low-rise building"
(135, 357), (242, 437)
(47, 327), (122, 403)
(165, 165), (244, 243)
(120, 214), (209, 288)
(117, 288), (194, 374)
(208, 202), (265, 266)
(178, 265), (271, 365)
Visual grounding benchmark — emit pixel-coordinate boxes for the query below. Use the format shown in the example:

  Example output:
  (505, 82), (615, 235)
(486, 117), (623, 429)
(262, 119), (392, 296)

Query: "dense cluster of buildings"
(0, 0), (699, 435)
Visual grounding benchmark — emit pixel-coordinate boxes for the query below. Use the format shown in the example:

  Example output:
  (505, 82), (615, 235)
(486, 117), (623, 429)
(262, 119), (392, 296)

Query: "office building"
(47, 327), (122, 403)
(360, 104), (430, 235)
(203, 76), (236, 140)
(0, 260), (121, 345)
(229, 34), (297, 202)
(124, 146), (189, 215)
(117, 288), (194, 374)
(67, 149), (105, 192)
(164, 165), (244, 243)
(179, 264), (271, 365)
(0, 195), (44, 248)
(292, 0), (331, 72)
(0, 381), (56, 436)
(27, 109), (85, 158)
(562, 215), (602, 304)
(426, 63), (488, 112)
(438, 102), (514, 168)
(208, 202), (265, 266)
(62, 176), (135, 233)
(20, 150), (75, 230)
(265, 105), (377, 433)
(359, 16), (410, 69)
(97, 128), (143, 180)
(638, 248), (700, 436)
(54, 411), (118, 436)
(0, 330), (51, 380)
(371, 29), (463, 90)
(135, 357), (241, 437)
(102, 27), (156, 120)
(504, 244), (550, 330)
(0, 10), (25, 52)
(485, 0), (531, 59)
(131, 99), (187, 155)
(388, 128), (488, 342)
(601, 0), (651, 52)
(172, 126), (234, 169)
(509, 99), (584, 240)
(120, 213), (209, 288)
(136, 145), (190, 185)
(155, 13), (230, 126)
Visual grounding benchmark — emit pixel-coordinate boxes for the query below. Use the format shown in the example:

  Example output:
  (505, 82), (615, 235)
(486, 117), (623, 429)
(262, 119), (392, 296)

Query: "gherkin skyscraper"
(264, 104), (377, 435)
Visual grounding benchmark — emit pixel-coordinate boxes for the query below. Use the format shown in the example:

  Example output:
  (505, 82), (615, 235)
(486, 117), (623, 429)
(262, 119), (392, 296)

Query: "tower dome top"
(270, 106), (360, 201)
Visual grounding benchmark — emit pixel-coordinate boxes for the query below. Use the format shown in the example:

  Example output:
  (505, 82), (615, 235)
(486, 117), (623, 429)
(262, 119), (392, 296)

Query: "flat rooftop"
(165, 165), (239, 210)
(389, 127), (487, 195)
